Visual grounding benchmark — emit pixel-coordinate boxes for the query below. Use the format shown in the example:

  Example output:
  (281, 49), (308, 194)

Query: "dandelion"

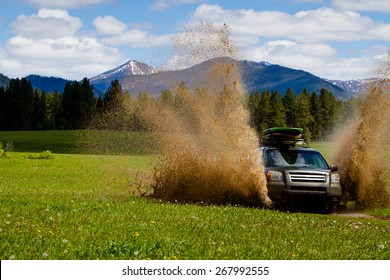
(134, 251), (139, 256)
(133, 232), (140, 237)
(379, 244), (385, 250)
(42, 252), (48, 258)
(9, 255), (16, 260)
(150, 220), (155, 224)
(7, 214), (11, 218)
(62, 239), (68, 244)
(5, 221), (10, 225)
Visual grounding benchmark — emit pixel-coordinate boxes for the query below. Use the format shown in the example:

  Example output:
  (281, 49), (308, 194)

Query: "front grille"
(289, 172), (326, 183)
(290, 186), (327, 192)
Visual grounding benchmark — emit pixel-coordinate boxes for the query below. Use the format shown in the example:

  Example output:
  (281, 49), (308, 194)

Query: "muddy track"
(331, 210), (390, 221)
(332, 211), (375, 219)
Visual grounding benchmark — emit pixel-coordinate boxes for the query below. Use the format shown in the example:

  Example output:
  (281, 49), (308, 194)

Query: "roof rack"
(261, 127), (308, 147)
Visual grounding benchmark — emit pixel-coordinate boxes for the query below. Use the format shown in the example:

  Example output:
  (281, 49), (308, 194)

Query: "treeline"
(0, 77), (357, 140)
(248, 88), (357, 140)
(0, 77), (150, 131)
(0, 77), (96, 130)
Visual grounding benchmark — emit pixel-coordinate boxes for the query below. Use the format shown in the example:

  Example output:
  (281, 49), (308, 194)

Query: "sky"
(0, 0), (389, 80)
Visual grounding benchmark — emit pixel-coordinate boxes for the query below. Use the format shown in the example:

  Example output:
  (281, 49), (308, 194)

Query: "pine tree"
(319, 88), (337, 139)
(283, 88), (298, 127)
(46, 91), (64, 129)
(62, 81), (78, 129)
(0, 87), (5, 129)
(270, 90), (286, 127)
(174, 81), (192, 110)
(159, 89), (175, 107)
(102, 80), (128, 130)
(80, 78), (97, 128)
(296, 88), (313, 140)
(103, 80), (123, 111)
(32, 89), (47, 130)
(258, 90), (272, 133)
(310, 92), (321, 140)
(6, 79), (21, 129)
(19, 78), (34, 130)
(248, 91), (262, 134)
(1, 78), (34, 130)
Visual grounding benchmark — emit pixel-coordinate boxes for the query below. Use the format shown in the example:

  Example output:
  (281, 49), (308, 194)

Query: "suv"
(261, 127), (342, 213)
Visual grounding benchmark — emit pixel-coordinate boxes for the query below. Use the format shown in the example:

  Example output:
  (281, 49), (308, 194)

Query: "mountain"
(1, 73), (69, 93)
(90, 60), (156, 95)
(25, 75), (70, 93)
(240, 60), (351, 99)
(326, 79), (373, 95)
(0, 73), (10, 89)
(90, 60), (156, 81)
(90, 57), (352, 99)
(1, 58), (356, 100)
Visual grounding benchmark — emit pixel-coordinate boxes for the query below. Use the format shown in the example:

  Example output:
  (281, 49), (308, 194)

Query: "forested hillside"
(0, 78), (357, 140)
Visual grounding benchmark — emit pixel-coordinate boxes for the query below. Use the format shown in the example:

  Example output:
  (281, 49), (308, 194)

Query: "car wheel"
(324, 199), (335, 214)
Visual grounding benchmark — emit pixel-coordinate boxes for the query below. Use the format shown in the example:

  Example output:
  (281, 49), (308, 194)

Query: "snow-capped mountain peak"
(90, 60), (156, 81)
(325, 78), (373, 95)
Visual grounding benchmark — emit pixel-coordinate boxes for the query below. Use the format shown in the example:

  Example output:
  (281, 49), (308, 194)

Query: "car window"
(264, 149), (328, 169)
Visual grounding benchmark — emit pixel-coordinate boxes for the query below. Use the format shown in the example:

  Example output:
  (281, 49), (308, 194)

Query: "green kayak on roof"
(263, 127), (303, 136)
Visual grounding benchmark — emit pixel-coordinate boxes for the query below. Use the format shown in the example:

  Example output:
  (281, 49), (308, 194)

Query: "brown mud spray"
(334, 63), (390, 207)
(143, 24), (272, 207)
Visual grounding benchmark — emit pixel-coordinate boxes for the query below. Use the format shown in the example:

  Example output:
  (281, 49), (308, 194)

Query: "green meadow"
(0, 131), (389, 260)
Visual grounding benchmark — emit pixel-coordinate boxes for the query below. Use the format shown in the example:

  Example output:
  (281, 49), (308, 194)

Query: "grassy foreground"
(0, 131), (389, 260)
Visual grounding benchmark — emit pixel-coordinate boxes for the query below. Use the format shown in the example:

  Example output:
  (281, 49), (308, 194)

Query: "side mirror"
(330, 165), (338, 172)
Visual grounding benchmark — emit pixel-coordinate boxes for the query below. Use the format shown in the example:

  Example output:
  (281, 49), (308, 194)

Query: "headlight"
(267, 171), (283, 182)
(331, 173), (340, 183)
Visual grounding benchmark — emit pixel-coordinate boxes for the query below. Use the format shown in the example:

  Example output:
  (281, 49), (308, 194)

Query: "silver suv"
(261, 128), (342, 213)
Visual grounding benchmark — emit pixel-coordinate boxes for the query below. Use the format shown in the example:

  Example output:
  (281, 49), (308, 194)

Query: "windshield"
(264, 148), (329, 169)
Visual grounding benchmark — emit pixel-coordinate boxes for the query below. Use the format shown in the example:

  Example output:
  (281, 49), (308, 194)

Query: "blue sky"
(0, 0), (389, 80)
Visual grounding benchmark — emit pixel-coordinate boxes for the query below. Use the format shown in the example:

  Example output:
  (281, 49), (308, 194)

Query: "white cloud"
(93, 16), (127, 36)
(3, 35), (125, 79)
(3, 36), (124, 79)
(101, 29), (172, 48)
(150, 0), (200, 11)
(8, 36), (111, 61)
(245, 40), (386, 79)
(91, 15), (171, 48)
(26, 0), (110, 9)
(130, 22), (154, 30)
(191, 4), (390, 43)
(1, 7), (129, 79)
(332, 0), (390, 12)
(12, 8), (82, 39)
(246, 40), (336, 69)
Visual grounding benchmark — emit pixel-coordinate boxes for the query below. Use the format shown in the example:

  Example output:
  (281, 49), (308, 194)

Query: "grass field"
(0, 131), (389, 260)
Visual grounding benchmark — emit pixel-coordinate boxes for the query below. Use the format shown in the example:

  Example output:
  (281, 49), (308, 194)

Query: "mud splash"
(145, 24), (271, 207)
(334, 64), (390, 207)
